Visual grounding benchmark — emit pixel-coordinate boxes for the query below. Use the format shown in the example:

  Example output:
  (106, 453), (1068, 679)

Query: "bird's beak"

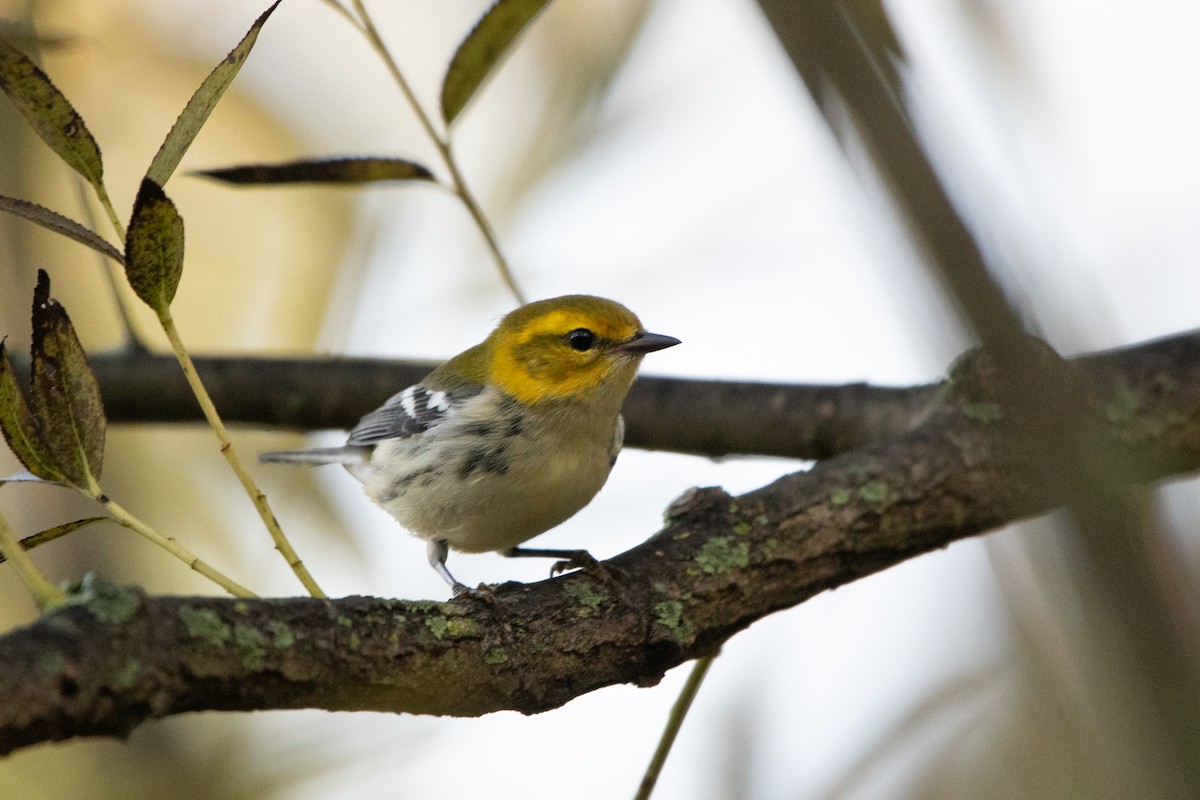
(612, 331), (681, 355)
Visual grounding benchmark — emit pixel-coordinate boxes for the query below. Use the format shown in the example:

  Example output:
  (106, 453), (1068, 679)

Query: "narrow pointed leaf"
(0, 38), (104, 188)
(0, 195), (124, 265)
(146, 1), (282, 186)
(125, 179), (184, 314)
(441, 0), (552, 125)
(0, 339), (65, 482)
(196, 157), (436, 186)
(0, 469), (57, 484)
(0, 517), (108, 564)
(29, 270), (107, 487)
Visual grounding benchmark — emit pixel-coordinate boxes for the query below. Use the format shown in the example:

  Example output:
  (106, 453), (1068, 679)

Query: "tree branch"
(75, 351), (942, 460)
(1, 330), (1198, 754)
(8, 334), (1193, 461)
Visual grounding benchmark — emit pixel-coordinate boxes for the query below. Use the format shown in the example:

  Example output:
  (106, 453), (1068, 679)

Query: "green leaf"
(0, 517), (108, 564)
(124, 179), (184, 314)
(28, 270), (107, 488)
(196, 157), (436, 185)
(145, 1), (282, 186)
(0, 195), (124, 265)
(0, 338), (66, 483)
(440, 0), (553, 126)
(0, 38), (105, 189)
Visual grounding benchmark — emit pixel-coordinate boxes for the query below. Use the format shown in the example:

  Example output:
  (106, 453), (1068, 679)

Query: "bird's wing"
(346, 382), (482, 445)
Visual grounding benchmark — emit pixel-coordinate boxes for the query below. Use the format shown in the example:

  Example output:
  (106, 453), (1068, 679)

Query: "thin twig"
(346, 0), (526, 302)
(101, 496), (257, 598)
(158, 311), (325, 598)
(634, 654), (718, 800)
(0, 511), (65, 610)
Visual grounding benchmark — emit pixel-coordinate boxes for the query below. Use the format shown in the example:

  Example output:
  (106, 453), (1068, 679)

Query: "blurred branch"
(1, 331), (1199, 754)
(755, 2), (1200, 794)
(6, 331), (1195, 462)
(35, 350), (943, 460)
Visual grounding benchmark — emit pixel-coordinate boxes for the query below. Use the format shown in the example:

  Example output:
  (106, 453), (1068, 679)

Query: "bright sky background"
(11, 0), (1200, 797)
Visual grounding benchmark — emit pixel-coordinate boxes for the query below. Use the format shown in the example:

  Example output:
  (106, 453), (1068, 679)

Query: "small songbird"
(261, 295), (679, 597)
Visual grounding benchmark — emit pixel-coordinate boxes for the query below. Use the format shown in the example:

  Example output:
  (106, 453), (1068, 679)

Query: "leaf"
(124, 179), (184, 314)
(196, 157), (436, 186)
(0, 517), (108, 565)
(0, 338), (65, 483)
(0, 195), (124, 265)
(440, 0), (552, 126)
(28, 269), (107, 488)
(145, 1), (282, 186)
(0, 469), (58, 484)
(0, 38), (105, 188)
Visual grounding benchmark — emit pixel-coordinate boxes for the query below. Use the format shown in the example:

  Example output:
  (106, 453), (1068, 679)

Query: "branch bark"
(1, 329), (1198, 755)
(73, 351), (941, 460)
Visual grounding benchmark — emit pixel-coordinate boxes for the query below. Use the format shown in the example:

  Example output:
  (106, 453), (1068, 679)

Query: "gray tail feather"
(259, 446), (368, 466)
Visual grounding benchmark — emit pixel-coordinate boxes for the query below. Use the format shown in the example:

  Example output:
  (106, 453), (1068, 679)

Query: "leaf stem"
(73, 180), (144, 350)
(157, 310), (326, 598)
(93, 181), (125, 241)
(634, 654), (718, 800)
(0, 511), (66, 610)
(99, 495), (257, 598)
(346, 0), (526, 303)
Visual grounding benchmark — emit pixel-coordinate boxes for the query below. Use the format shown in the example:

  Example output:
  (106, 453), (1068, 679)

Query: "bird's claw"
(549, 550), (601, 578)
(451, 581), (497, 603)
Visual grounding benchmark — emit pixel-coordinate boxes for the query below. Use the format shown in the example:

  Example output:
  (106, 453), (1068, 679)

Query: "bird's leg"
(427, 539), (493, 601)
(501, 546), (620, 582)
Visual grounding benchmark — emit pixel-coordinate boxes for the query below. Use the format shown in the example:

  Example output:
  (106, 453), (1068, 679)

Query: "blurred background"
(1, 0), (1199, 797)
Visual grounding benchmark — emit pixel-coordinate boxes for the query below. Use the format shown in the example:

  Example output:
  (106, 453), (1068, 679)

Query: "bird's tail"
(259, 446), (369, 466)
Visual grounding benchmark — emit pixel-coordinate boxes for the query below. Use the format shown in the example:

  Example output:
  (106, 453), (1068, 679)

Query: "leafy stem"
(346, 0), (526, 303)
(0, 511), (66, 610)
(157, 311), (325, 598)
(98, 495), (256, 598)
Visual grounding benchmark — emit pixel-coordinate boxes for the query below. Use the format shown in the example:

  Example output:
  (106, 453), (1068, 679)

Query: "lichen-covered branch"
(1, 330), (1197, 755)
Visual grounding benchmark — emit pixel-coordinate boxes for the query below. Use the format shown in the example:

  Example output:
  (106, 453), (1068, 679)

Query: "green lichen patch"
(654, 600), (695, 644)
(444, 617), (480, 639)
(68, 575), (141, 624)
(563, 581), (607, 617)
(268, 620), (295, 649)
(425, 615), (450, 640)
(1106, 381), (1174, 441)
(178, 605), (231, 647)
(1105, 383), (1141, 425)
(961, 400), (1003, 423)
(113, 659), (141, 690)
(732, 521), (752, 536)
(857, 481), (891, 506)
(695, 537), (750, 575)
(234, 622), (269, 670)
(483, 647), (509, 666)
(335, 614), (353, 628)
(830, 488), (852, 506)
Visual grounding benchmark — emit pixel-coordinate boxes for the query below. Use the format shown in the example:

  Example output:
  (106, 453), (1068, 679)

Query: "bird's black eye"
(567, 328), (596, 351)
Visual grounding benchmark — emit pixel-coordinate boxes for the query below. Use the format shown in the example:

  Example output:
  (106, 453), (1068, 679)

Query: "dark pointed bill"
(612, 331), (681, 355)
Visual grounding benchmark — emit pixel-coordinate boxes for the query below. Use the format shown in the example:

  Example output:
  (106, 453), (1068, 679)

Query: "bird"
(261, 295), (679, 597)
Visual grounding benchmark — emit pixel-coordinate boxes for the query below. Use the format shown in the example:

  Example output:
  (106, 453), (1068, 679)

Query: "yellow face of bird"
(487, 296), (656, 405)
